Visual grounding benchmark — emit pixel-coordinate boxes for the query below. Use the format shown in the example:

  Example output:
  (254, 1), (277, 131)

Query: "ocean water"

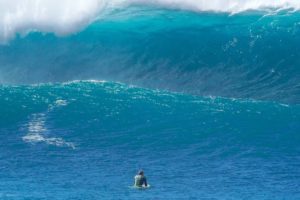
(0, 1), (300, 199)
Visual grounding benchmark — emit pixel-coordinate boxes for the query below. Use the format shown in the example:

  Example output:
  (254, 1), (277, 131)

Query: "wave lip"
(1, 0), (300, 42)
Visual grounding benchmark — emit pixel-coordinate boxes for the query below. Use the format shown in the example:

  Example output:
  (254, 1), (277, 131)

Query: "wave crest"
(1, 0), (300, 42)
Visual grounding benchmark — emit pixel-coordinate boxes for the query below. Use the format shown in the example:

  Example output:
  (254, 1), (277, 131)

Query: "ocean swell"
(0, 80), (299, 199)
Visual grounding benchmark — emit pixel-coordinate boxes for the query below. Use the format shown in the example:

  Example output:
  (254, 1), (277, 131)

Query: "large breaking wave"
(0, 2), (300, 104)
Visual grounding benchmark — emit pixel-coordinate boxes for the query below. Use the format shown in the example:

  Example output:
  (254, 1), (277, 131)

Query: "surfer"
(134, 170), (148, 187)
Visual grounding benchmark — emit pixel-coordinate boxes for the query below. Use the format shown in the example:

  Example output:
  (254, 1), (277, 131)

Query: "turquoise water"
(1, 5), (300, 200)
(1, 7), (300, 103)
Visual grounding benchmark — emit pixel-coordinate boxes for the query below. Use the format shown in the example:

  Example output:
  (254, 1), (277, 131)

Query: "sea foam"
(22, 103), (75, 149)
(0, 0), (125, 42)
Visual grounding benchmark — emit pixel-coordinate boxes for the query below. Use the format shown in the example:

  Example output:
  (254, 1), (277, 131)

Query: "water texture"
(0, 1), (300, 199)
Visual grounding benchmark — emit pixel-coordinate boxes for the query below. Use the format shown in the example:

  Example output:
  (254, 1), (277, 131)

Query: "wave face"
(0, 81), (300, 199)
(0, 5), (300, 103)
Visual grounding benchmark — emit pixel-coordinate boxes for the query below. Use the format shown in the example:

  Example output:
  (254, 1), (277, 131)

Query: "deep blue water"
(1, 5), (300, 200)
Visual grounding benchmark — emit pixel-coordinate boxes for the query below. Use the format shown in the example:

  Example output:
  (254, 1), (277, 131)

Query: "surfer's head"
(138, 170), (144, 176)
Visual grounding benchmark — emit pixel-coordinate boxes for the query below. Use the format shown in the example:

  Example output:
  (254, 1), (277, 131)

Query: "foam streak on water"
(22, 102), (76, 149)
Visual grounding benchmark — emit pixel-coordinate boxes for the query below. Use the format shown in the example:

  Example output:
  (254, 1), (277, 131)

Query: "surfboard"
(130, 185), (151, 190)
